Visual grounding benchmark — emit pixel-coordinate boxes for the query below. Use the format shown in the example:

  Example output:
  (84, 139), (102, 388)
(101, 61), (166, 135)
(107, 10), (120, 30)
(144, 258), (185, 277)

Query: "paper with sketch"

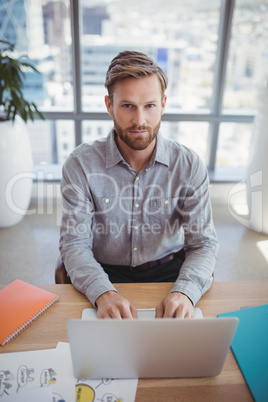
(82, 307), (203, 319)
(0, 343), (138, 402)
(0, 346), (75, 401)
(57, 342), (138, 402)
(71, 376), (138, 402)
(0, 386), (52, 402)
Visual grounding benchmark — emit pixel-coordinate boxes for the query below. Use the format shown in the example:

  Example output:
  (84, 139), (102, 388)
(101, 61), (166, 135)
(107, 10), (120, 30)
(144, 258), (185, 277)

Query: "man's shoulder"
(72, 136), (107, 157)
(62, 136), (108, 174)
(160, 135), (201, 164)
(66, 136), (109, 165)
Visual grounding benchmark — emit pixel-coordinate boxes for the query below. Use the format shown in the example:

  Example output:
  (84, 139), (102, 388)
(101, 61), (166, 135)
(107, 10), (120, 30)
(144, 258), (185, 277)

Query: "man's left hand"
(155, 292), (194, 318)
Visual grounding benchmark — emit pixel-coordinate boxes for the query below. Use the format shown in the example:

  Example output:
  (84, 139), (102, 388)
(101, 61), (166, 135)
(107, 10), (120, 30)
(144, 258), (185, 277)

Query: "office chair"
(55, 257), (72, 284)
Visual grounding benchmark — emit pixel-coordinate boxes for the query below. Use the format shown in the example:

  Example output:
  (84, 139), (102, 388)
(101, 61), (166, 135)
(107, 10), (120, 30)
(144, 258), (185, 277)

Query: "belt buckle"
(130, 265), (139, 272)
(130, 262), (149, 272)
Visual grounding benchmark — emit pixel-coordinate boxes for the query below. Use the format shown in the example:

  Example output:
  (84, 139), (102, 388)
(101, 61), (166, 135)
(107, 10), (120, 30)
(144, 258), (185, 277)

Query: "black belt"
(130, 253), (176, 272)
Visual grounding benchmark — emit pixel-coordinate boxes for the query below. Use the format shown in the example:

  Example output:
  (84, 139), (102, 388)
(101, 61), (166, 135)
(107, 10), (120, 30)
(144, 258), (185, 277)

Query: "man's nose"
(132, 108), (146, 126)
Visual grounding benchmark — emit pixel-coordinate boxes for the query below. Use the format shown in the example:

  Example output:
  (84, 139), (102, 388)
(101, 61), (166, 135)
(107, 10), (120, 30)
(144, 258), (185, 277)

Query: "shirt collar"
(105, 129), (123, 169)
(154, 132), (170, 167)
(105, 129), (170, 169)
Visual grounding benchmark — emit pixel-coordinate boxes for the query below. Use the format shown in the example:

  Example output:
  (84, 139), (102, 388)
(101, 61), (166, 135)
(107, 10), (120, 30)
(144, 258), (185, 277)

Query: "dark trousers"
(101, 255), (184, 284)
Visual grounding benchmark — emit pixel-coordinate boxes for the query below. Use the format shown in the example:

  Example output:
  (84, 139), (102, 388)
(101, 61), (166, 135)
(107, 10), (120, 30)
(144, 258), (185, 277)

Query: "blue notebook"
(218, 304), (268, 402)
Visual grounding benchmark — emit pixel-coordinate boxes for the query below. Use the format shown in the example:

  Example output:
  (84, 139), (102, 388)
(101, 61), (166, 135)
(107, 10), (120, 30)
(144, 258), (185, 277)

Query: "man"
(59, 50), (218, 319)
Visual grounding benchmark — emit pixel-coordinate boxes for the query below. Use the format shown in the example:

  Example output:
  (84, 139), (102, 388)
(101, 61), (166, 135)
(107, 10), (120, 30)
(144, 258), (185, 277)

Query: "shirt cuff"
(170, 280), (203, 306)
(85, 281), (118, 307)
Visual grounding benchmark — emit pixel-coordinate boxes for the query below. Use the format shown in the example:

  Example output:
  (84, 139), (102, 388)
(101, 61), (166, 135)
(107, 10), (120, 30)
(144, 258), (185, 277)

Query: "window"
(80, 1), (220, 112)
(216, 122), (252, 168)
(223, 0), (268, 111)
(82, 120), (113, 143)
(161, 122), (209, 163)
(1, 0), (266, 181)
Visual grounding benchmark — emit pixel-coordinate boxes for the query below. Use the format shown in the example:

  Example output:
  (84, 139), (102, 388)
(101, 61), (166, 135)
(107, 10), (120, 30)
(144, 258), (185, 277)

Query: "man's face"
(105, 75), (166, 151)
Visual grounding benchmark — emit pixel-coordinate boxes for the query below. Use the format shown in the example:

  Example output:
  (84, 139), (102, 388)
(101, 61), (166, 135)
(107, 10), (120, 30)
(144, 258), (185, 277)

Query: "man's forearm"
(171, 245), (217, 305)
(60, 244), (117, 306)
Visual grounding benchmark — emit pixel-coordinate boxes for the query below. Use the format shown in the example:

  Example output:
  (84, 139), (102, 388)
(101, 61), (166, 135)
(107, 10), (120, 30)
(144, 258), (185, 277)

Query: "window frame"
(40, 0), (256, 182)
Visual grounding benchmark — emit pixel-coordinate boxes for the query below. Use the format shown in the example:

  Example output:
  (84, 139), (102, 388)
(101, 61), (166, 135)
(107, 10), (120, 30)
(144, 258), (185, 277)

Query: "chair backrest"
(55, 258), (72, 284)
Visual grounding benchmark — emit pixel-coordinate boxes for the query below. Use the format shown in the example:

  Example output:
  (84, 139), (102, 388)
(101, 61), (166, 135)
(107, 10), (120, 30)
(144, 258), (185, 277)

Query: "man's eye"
(146, 104), (155, 108)
(122, 104), (132, 109)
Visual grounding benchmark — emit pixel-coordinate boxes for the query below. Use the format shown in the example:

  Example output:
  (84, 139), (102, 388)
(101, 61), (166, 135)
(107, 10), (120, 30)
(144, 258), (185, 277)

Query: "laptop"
(67, 310), (238, 379)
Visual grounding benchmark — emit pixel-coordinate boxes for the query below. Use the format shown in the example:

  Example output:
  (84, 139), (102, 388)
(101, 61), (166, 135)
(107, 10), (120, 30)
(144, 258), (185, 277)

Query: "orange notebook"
(0, 279), (59, 346)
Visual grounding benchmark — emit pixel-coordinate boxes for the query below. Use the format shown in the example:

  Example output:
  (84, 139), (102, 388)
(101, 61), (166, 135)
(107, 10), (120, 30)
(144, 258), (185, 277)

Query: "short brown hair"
(105, 50), (168, 101)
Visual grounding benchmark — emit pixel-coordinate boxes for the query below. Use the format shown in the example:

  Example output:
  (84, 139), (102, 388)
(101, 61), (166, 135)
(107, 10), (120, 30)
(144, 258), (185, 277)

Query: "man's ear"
(161, 95), (167, 115)
(105, 95), (113, 116)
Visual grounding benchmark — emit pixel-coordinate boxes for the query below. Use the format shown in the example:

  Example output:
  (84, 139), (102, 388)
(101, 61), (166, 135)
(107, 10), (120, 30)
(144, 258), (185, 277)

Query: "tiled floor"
(0, 204), (268, 285)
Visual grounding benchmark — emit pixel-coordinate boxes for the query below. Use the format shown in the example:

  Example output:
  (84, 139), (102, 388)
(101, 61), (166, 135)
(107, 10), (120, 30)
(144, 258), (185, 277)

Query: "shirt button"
(105, 198), (110, 203)
(165, 200), (169, 205)
(133, 247), (138, 251)
(136, 176), (139, 181)
(135, 203), (140, 208)
(134, 226), (138, 230)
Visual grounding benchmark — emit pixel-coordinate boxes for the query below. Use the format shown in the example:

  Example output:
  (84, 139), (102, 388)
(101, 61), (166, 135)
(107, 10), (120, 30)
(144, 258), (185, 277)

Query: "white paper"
(74, 377), (138, 402)
(82, 307), (203, 320)
(0, 386), (52, 402)
(56, 342), (138, 402)
(0, 343), (138, 402)
(0, 346), (75, 401)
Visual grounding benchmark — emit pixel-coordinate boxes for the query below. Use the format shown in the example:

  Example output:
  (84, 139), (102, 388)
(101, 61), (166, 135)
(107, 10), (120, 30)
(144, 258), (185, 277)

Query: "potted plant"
(0, 39), (45, 227)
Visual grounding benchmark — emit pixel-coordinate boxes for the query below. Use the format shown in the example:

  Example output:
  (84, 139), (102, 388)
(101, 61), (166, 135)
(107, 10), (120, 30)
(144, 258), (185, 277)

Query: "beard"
(113, 118), (161, 151)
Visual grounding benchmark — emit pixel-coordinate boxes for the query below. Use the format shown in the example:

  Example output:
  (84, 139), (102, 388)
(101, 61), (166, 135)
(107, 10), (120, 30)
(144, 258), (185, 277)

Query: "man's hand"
(155, 291), (194, 318)
(95, 291), (138, 319)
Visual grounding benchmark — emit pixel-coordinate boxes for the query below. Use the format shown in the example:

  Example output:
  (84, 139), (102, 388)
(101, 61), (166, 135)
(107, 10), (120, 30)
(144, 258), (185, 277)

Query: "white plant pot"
(247, 86), (268, 234)
(0, 116), (33, 228)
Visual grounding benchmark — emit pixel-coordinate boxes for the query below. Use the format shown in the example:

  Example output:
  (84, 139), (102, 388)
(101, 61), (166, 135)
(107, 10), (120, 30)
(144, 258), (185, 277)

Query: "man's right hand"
(95, 290), (138, 319)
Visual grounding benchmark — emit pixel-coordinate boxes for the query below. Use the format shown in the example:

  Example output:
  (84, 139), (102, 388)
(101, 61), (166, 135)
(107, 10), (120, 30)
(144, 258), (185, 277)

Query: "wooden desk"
(1, 281), (267, 401)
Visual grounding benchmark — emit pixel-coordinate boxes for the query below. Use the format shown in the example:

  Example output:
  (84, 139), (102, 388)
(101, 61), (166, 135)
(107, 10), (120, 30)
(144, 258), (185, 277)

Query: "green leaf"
(31, 102), (45, 120)
(0, 39), (45, 123)
(20, 60), (41, 74)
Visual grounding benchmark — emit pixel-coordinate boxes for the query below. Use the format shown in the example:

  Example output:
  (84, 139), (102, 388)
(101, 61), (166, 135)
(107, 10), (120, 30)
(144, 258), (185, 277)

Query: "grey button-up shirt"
(60, 130), (219, 306)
